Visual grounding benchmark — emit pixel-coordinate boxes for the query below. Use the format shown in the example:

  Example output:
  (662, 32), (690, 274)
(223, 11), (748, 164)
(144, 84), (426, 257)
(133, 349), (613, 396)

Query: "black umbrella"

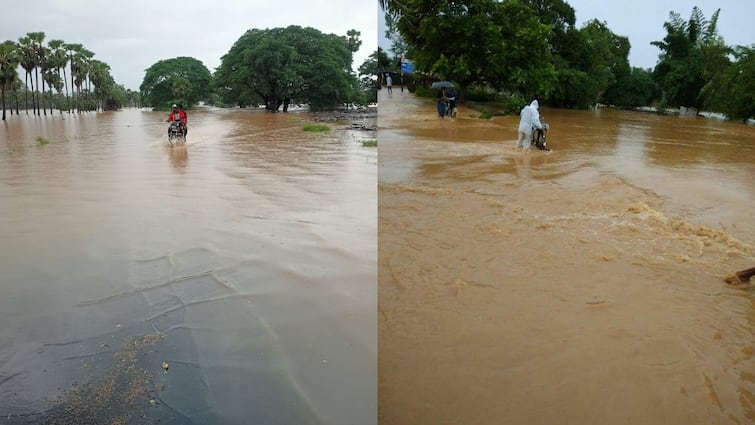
(430, 81), (454, 89)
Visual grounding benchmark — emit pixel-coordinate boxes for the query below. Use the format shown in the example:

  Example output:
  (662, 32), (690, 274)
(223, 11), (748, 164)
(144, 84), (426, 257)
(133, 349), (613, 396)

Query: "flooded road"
(378, 90), (754, 424)
(0, 107), (376, 424)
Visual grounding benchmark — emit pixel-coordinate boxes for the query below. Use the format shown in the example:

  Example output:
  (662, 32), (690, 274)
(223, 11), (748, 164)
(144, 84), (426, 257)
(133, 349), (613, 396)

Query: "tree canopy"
(214, 26), (362, 112)
(651, 7), (730, 110)
(139, 56), (212, 110)
(381, 0), (753, 120)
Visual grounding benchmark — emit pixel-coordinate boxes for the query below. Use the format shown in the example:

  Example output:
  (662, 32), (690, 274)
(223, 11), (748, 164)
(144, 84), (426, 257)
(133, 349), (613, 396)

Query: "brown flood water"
(0, 107), (376, 424)
(378, 90), (754, 424)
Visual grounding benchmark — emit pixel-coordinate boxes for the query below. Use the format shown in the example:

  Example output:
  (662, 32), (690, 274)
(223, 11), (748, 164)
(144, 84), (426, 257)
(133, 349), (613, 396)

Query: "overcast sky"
(378, 0), (755, 70)
(2, 0), (377, 91)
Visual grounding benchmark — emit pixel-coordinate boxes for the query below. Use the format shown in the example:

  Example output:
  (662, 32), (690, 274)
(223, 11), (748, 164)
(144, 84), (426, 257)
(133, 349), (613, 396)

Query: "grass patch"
(36, 136), (50, 145)
(303, 123), (330, 132)
(361, 139), (377, 147)
(478, 108), (493, 119)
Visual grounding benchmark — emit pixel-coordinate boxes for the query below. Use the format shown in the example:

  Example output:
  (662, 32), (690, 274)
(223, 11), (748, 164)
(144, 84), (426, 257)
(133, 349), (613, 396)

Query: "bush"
(503, 94), (526, 115)
(478, 108), (493, 119)
(414, 86), (436, 98)
(303, 123), (330, 132)
(466, 87), (499, 102)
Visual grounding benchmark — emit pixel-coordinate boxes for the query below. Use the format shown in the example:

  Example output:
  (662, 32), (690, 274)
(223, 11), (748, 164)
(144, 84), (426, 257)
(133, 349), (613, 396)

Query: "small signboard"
(400, 59), (414, 74)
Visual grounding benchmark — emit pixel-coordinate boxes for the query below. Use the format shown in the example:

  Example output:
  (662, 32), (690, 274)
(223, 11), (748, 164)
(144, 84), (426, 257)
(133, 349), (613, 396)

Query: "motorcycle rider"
(166, 104), (187, 138)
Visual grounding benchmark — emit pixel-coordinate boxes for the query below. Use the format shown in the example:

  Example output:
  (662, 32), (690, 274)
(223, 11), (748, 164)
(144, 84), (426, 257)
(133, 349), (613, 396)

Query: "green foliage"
(396, 0), (555, 97)
(215, 26), (361, 112)
(140, 56), (212, 110)
(361, 139), (378, 147)
(464, 86), (497, 102)
(36, 136), (49, 145)
(701, 45), (755, 121)
(603, 67), (659, 107)
(0, 40), (20, 119)
(651, 7), (729, 109)
(357, 49), (386, 104)
(413, 86), (436, 98)
(478, 108), (493, 119)
(547, 20), (630, 108)
(503, 93), (527, 114)
(303, 123), (330, 132)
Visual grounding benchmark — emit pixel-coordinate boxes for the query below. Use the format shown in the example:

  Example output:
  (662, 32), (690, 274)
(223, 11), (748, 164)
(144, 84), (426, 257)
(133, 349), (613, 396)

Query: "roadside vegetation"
(303, 123), (330, 132)
(1, 26), (377, 119)
(377, 0), (754, 122)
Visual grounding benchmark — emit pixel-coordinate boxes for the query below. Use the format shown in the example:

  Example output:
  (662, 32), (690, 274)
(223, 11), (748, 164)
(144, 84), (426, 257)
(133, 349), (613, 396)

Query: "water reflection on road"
(0, 107), (377, 424)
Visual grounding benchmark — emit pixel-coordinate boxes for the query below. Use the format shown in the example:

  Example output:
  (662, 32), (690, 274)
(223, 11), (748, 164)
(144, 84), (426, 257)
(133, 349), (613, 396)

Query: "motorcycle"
(168, 120), (185, 146)
(532, 123), (550, 151)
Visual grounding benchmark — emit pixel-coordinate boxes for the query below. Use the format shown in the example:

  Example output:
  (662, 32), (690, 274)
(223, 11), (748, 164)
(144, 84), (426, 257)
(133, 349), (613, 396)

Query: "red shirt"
(168, 110), (187, 125)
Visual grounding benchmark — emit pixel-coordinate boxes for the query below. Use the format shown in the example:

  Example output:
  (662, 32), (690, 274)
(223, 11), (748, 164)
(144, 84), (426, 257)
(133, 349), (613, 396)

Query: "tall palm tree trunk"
(34, 67), (40, 115)
(24, 73), (29, 114)
(69, 59), (75, 113)
(62, 67), (69, 113)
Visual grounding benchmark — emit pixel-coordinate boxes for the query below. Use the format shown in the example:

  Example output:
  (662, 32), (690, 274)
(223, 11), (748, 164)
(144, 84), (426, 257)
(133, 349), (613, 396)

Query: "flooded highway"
(0, 107), (377, 424)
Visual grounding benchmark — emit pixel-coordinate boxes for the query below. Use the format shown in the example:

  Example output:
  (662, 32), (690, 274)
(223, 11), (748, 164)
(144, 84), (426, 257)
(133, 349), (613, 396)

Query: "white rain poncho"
(517, 100), (543, 135)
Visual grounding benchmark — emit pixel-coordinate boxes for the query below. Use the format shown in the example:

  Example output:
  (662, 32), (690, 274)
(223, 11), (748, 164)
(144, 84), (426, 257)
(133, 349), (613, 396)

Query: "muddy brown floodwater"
(0, 107), (376, 424)
(378, 90), (754, 424)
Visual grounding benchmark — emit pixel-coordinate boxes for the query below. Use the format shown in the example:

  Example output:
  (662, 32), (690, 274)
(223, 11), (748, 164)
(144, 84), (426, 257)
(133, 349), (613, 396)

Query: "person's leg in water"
(515, 131), (528, 149)
(522, 130), (532, 151)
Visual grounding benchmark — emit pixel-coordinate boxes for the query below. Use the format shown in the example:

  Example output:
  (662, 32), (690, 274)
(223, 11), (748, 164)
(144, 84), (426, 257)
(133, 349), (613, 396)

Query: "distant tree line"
(0, 32), (139, 120)
(1, 26), (376, 120)
(378, 0), (754, 121)
(141, 26), (375, 112)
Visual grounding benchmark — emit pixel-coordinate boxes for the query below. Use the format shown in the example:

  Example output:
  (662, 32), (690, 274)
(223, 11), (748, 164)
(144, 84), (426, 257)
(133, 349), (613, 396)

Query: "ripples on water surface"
(378, 90), (754, 424)
(0, 107), (376, 424)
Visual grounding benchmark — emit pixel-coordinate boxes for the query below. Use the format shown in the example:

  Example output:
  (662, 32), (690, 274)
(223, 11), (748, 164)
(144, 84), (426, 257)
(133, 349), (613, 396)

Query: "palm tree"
(0, 40), (20, 120)
(89, 59), (112, 111)
(80, 48), (94, 111)
(48, 39), (68, 114)
(379, 0), (406, 14)
(17, 36), (35, 114)
(27, 32), (46, 115)
(65, 43), (83, 112)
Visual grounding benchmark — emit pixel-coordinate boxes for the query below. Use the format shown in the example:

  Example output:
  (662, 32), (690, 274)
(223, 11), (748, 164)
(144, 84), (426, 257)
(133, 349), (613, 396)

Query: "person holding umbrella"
(431, 81), (454, 118)
(436, 87), (448, 118)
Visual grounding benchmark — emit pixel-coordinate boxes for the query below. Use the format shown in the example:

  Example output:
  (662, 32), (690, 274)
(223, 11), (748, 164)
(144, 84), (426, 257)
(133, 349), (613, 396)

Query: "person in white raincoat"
(515, 100), (543, 150)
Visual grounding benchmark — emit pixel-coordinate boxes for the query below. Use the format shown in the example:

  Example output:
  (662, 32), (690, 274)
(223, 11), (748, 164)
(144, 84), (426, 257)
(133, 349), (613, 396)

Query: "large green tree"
(700, 45), (755, 121)
(140, 56), (212, 110)
(392, 0), (554, 97)
(215, 26), (360, 112)
(358, 49), (389, 103)
(651, 7), (729, 110)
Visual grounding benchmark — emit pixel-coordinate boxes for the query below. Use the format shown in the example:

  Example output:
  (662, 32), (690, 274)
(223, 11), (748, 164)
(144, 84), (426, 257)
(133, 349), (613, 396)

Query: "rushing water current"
(378, 89), (754, 425)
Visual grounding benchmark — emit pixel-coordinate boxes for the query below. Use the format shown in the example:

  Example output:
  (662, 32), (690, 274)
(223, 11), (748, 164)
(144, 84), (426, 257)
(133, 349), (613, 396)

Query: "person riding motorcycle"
(166, 104), (187, 138)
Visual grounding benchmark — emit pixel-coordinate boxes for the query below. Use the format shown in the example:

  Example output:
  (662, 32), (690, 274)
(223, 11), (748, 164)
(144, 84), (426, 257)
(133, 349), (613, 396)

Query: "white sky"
(1, 0), (377, 91)
(378, 0), (755, 70)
